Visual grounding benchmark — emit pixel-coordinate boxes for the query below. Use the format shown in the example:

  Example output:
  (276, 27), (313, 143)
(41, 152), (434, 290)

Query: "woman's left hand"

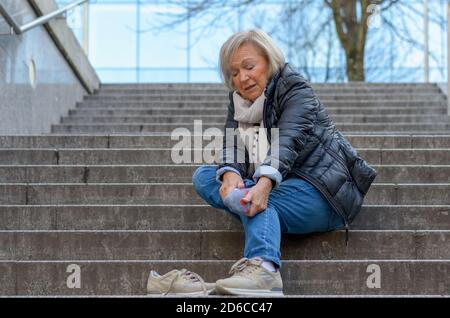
(241, 176), (273, 217)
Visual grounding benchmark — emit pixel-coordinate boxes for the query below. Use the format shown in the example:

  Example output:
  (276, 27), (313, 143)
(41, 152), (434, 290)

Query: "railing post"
(82, 1), (89, 56)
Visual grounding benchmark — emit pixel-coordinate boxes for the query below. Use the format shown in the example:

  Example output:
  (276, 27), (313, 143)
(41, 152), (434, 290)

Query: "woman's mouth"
(245, 84), (256, 91)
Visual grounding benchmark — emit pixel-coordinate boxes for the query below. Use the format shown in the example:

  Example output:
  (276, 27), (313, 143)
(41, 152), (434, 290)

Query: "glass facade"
(58, 0), (448, 83)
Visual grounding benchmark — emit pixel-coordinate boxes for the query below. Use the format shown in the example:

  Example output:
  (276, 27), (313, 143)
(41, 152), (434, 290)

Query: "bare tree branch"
(145, 0), (446, 82)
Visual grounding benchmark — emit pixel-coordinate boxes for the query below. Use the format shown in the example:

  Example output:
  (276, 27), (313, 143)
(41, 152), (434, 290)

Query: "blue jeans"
(192, 165), (344, 268)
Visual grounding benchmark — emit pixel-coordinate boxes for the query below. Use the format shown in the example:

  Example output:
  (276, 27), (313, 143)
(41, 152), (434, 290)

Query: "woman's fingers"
(245, 191), (257, 216)
(220, 182), (230, 197)
(219, 184), (231, 200)
(245, 186), (269, 216)
(220, 173), (245, 200)
(242, 191), (252, 203)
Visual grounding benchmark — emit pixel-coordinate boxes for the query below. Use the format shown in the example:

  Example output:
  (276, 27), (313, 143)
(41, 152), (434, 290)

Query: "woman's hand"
(219, 171), (245, 201)
(241, 176), (273, 217)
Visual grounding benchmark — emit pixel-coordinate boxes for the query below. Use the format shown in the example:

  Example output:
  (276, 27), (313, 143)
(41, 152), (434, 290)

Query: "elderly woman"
(192, 29), (377, 296)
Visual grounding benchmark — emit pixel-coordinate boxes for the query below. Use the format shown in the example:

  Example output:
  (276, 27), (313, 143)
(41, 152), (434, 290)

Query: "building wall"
(0, 0), (99, 134)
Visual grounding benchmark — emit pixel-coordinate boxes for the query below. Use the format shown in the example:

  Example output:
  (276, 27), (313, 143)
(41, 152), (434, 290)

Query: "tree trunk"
(327, 0), (373, 81)
(346, 50), (365, 81)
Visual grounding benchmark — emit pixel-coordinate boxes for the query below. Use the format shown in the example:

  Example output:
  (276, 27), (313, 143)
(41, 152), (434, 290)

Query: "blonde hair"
(219, 29), (285, 91)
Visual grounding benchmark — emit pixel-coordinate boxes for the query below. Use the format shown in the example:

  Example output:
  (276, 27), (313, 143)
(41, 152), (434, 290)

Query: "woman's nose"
(239, 71), (249, 83)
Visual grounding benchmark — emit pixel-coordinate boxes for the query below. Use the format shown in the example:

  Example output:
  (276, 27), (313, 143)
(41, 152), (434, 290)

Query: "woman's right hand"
(219, 171), (245, 200)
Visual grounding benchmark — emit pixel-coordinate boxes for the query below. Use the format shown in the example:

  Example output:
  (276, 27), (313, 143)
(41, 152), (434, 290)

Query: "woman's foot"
(223, 188), (251, 215)
(215, 257), (284, 296)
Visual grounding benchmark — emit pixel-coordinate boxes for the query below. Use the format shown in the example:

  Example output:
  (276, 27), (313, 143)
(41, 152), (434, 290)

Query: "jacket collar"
(264, 63), (298, 100)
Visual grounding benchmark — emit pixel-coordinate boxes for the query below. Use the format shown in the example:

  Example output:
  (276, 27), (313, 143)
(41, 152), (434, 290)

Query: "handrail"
(0, 3), (21, 34)
(0, 0), (88, 35)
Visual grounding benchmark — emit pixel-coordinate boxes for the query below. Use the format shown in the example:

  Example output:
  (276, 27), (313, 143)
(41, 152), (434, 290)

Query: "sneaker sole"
(215, 285), (284, 297)
(147, 289), (215, 297)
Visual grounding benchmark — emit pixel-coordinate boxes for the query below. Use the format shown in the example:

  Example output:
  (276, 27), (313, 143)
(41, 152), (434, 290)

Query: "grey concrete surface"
(3, 148), (450, 165)
(1, 205), (449, 231)
(51, 123), (450, 134)
(0, 230), (449, 261)
(0, 0), (99, 134)
(0, 260), (448, 295)
(0, 183), (445, 205)
(0, 164), (449, 183)
(1, 83), (450, 296)
(59, 114), (450, 124)
(28, 0), (99, 93)
(68, 106), (448, 116)
(76, 100), (446, 107)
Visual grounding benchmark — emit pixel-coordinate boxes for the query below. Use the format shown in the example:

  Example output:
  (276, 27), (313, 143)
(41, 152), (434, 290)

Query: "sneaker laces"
(164, 269), (208, 296)
(229, 258), (260, 276)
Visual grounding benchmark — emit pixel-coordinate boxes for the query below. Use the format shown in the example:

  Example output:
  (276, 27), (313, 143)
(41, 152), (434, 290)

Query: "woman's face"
(230, 43), (269, 102)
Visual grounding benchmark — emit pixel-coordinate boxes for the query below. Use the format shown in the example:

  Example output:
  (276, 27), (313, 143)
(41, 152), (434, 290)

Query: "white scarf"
(232, 91), (270, 175)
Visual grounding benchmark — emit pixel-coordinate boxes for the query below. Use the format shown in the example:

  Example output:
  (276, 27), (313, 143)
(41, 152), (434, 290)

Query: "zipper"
(324, 147), (356, 244)
(263, 89), (350, 245)
(263, 97), (270, 143)
(294, 171), (350, 246)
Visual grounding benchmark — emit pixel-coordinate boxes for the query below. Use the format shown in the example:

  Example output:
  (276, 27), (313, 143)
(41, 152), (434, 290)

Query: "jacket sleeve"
(216, 96), (248, 181)
(259, 77), (318, 183)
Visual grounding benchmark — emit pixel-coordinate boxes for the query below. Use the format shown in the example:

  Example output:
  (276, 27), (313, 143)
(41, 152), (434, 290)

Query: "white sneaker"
(215, 257), (284, 296)
(147, 269), (215, 296)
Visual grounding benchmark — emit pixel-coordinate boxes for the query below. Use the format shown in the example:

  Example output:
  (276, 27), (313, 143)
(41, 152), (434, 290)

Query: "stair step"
(0, 230), (449, 261)
(84, 93), (446, 102)
(77, 100), (446, 108)
(60, 115), (450, 124)
(2, 135), (450, 149)
(0, 260), (448, 295)
(94, 88), (443, 96)
(0, 165), (448, 183)
(1, 183), (449, 205)
(51, 123), (450, 134)
(69, 107), (448, 116)
(2, 148), (450, 165)
(1, 205), (449, 230)
(99, 83), (438, 89)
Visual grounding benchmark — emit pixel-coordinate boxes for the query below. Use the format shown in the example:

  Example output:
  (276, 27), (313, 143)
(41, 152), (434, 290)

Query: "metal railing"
(0, 0), (88, 35)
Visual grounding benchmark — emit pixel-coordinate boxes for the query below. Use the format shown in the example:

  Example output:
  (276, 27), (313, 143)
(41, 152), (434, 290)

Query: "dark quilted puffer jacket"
(218, 63), (378, 232)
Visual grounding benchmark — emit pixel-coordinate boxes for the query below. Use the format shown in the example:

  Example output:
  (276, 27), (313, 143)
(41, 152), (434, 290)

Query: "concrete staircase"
(1, 83), (450, 296)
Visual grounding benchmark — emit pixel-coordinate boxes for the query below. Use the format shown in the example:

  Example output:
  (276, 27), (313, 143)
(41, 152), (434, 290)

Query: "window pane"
(89, 3), (137, 68)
